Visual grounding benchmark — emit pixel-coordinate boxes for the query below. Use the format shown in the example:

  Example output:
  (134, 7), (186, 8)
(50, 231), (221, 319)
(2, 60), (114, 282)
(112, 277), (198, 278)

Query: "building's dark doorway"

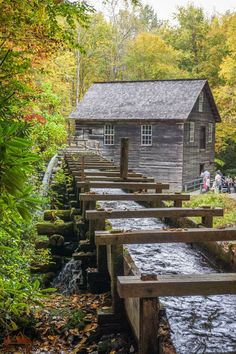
(200, 163), (205, 175)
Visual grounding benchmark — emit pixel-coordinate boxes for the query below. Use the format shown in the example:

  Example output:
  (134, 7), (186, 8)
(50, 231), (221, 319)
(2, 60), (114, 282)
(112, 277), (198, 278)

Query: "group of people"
(201, 169), (236, 193)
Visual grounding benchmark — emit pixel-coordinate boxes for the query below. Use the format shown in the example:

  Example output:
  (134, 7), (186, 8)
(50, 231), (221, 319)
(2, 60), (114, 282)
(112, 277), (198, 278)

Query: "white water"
(52, 259), (83, 295)
(41, 154), (58, 197)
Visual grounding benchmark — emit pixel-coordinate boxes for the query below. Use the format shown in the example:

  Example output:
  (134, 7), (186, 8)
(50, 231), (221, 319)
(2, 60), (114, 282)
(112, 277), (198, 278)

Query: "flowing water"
(93, 188), (236, 354)
(52, 259), (83, 295)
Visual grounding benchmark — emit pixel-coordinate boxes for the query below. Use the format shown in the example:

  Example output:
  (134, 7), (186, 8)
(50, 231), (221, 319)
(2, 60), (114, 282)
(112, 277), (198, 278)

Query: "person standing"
(234, 177), (236, 193)
(201, 169), (211, 192)
(214, 171), (222, 193)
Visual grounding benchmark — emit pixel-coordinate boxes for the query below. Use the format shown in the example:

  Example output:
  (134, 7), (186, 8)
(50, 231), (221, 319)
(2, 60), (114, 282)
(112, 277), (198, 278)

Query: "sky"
(88, 0), (236, 21)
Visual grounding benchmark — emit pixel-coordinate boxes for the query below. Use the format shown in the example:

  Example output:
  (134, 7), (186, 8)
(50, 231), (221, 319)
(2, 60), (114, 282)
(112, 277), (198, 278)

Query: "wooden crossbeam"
(77, 181), (169, 190)
(80, 193), (190, 202)
(86, 207), (223, 220)
(75, 176), (155, 182)
(72, 171), (144, 177)
(71, 166), (120, 171)
(68, 161), (114, 164)
(68, 164), (114, 169)
(95, 227), (236, 245)
(117, 274), (236, 298)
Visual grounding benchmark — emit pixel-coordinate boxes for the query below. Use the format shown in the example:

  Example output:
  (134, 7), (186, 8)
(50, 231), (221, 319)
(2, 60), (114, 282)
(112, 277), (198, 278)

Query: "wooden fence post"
(174, 192), (183, 207)
(120, 138), (129, 180)
(81, 156), (85, 181)
(109, 245), (124, 313)
(202, 206), (213, 227)
(139, 274), (159, 354)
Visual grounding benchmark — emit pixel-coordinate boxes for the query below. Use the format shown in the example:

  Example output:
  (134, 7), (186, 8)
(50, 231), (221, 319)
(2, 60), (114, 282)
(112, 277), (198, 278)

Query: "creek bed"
(94, 188), (236, 354)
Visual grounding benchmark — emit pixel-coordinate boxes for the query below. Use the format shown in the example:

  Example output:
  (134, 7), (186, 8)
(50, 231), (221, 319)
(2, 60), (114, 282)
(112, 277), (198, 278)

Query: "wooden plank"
(69, 164), (115, 169)
(79, 193), (190, 202)
(75, 176), (155, 182)
(117, 273), (236, 298)
(86, 207), (223, 220)
(120, 137), (129, 179)
(106, 245), (124, 313)
(71, 166), (120, 171)
(95, 227), (236, 245)
(77, 181), (169, 190)
(72, 171), (144, 177)
(139, 298), (159, 354)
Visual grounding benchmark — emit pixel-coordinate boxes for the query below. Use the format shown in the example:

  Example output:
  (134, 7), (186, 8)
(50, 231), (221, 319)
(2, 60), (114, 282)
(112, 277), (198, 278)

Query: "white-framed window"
(104, 125), (114, 145)
(198, 91), (204, 112)
(141, 125), (152, 146)
(189, 122), (195, 142)
(208, 122), (213, 143)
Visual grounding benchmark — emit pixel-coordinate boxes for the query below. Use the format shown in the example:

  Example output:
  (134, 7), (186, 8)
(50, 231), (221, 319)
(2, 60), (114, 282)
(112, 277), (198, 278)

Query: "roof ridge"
(93, 78), (208, 84)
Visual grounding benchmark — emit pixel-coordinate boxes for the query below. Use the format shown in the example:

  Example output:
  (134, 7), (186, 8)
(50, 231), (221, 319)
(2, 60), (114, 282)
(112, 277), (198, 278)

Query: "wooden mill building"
(69, 79), (221, 191)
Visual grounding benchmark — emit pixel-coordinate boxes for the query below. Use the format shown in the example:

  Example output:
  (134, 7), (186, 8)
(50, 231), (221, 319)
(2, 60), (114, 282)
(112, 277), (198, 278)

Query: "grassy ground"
(183, 192), (236, 227)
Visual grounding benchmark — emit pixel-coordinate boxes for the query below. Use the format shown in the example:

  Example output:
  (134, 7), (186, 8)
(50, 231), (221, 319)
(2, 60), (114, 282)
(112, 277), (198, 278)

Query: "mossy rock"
(49, 234), (65, 247)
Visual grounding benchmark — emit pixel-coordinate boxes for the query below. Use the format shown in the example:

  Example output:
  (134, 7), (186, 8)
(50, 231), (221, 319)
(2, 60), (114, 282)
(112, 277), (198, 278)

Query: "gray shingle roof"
(69, 79), (220, 121)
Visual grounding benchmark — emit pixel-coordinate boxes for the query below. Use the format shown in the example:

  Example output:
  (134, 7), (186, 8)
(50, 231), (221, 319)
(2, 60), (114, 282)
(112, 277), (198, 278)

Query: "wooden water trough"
(63, 141), (236, 354)
(94, 225), (236, 354)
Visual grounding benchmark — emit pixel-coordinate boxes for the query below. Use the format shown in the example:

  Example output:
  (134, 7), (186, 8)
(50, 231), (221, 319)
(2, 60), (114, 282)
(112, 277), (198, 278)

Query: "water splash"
(52, 259), (83, 295)
(41, 154), (58, 197)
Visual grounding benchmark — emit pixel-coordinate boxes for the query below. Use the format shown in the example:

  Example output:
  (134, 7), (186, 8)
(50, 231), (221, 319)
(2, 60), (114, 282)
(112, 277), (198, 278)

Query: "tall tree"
(214, 13), (236, 171)
(163, 4), (209, 75)
(124, 32), (187, 80)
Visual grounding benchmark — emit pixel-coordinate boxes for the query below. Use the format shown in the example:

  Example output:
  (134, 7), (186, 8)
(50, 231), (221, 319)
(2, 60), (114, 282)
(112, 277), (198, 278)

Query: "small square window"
(208, 123), (213, 143)
(189, 122), (195, 142)
(141, 125), (152, 146)
(104, 125), (114, 145)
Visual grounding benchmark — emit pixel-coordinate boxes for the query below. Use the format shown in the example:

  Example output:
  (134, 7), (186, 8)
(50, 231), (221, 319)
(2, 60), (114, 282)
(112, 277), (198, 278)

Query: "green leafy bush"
(184, 193), (236, 227)
(0, 122), (50, 337)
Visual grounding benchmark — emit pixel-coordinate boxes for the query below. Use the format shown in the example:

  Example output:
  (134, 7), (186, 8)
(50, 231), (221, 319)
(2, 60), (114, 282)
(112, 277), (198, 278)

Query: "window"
(200, 126), (206, 149)
(104, 125), (114, 145)
(141, 125), (152, 146)
(189, 122), (195, 142)
(198, 91), (204, 112)
(208, 123), (213, 143)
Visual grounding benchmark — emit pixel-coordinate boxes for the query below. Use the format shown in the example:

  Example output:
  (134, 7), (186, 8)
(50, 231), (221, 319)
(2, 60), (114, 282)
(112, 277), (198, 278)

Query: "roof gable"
(69, 79), (221, 122)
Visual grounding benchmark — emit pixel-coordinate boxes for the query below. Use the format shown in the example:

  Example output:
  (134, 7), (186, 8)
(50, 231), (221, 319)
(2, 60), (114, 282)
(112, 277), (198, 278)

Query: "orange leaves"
(24, 113), (46, 124)
(3, 333), (32, 351)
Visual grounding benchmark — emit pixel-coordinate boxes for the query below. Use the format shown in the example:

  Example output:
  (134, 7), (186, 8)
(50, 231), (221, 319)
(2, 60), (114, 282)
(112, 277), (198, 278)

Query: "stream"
(94, 188), (236, 354)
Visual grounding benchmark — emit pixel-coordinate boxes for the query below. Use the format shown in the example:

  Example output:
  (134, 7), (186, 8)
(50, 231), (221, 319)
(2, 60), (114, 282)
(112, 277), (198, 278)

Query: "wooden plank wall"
(183, 90), (216, 184)
(75, 122), (184, 191)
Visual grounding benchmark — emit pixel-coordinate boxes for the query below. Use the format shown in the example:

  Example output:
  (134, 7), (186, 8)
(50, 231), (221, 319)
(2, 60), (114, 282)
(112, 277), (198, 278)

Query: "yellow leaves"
(124, 32), (187, 80)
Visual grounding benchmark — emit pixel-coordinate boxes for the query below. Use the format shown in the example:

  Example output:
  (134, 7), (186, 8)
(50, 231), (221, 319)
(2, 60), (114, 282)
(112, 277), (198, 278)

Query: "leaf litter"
(1, 292), (137, 353)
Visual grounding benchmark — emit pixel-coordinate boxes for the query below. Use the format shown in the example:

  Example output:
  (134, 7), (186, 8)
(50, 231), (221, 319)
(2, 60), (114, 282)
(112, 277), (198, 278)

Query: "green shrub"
(184, 193), (236, 227)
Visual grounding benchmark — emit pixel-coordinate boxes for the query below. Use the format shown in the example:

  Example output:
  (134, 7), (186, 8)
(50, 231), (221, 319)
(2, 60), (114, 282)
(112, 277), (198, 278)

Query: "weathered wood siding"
(138, 123), (183, 191)
(75, 121), (184, 191)
(183, 89), (216, 186)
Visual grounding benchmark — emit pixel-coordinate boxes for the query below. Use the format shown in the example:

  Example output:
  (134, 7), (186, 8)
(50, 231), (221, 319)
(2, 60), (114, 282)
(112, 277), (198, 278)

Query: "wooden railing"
(67, 136), (101, 154)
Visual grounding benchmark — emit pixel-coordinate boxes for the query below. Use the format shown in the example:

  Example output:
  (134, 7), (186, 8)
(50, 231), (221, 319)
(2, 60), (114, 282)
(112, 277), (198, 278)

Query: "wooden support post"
(120, 138), (129, 180)
(201, 206), (213, 227)
(108, 245), (124, 313)
(89, 217), (105, 246)
(139, 274), (159, 354)
(155, 185), (163, 207)
(202, 216), (213, 228)
(81, 156), (85, 181)
(174, 192), (183, 207)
